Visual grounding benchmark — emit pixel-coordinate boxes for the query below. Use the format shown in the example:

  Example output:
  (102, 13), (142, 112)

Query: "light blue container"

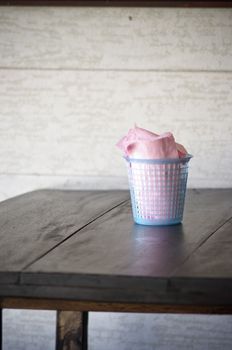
(125, 155), (192, 226)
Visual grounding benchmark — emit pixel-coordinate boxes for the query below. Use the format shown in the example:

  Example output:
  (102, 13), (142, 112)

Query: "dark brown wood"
(0, 309), (2, 350)
(12, 189), (231, 306)
(56, 311), (88, 350)
(174, 219), (232, 277)
(2, 297), (232, 315)
(0, 189), (128, 284)
(0, 0), (231, 7)
(0, 189), (232, 310)
(82, 312), (88, 350)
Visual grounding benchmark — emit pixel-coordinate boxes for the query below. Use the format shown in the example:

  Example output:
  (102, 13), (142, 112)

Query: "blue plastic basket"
(125, 155), (192, 226)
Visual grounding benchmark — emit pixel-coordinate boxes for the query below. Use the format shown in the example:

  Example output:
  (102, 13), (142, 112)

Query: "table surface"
(0, 189), (232, 312)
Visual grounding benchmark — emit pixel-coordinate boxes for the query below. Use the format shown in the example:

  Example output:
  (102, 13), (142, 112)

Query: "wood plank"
(1, 277), (232, 306)
(56, 311), (88, 350)
(24, 189), (232, 276)
(2, 297), (232, 314)
(0, 8), (232, 70)
(0, 309), (2, 350)
(203, 218), (232, 243)
(0, 190), (128, 283)
(174, 219), (232, 277)
(0, 70), (232, 189)
(15, 189), (232, 306)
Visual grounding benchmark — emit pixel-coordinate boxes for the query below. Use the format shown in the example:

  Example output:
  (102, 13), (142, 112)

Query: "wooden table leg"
(0, 309), (2, 350)
(56, 311), (88, 350)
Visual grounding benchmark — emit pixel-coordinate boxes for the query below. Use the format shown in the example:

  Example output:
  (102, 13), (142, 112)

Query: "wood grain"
(0, 190), (128, 283)
(56, 311), (87, 350)
(0, 189), (231, 309)
(0, 70), (231, 188)
(2, 297), (232, 314)
(0, 187), (230, 307)
(9, 189), (230, 306)
(174, 219), (232, 277)
(0, 8), (231, 70)
(24, 189), (232, 275)
(0, 308), (2, 350)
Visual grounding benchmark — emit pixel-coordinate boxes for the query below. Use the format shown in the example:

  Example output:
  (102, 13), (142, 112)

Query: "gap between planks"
(170, 215), (232, 277)
(20, 198), (129, 273)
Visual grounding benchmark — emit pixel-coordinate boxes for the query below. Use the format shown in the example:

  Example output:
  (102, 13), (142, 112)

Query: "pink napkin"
(116, 126), (187, 159)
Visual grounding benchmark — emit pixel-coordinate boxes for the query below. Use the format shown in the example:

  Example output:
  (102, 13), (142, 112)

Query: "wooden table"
(0, 189), (232, 349)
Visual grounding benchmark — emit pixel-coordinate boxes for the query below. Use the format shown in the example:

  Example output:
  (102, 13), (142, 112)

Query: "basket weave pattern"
(126, 157), (190, 225)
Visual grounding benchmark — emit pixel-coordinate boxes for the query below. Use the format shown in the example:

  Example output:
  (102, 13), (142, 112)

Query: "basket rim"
(124, 154), (193, 164)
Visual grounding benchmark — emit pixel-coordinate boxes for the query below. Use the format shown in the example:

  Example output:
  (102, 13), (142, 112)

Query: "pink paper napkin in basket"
(116, 126), (188, 221)
(116, 126), (187, 159)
